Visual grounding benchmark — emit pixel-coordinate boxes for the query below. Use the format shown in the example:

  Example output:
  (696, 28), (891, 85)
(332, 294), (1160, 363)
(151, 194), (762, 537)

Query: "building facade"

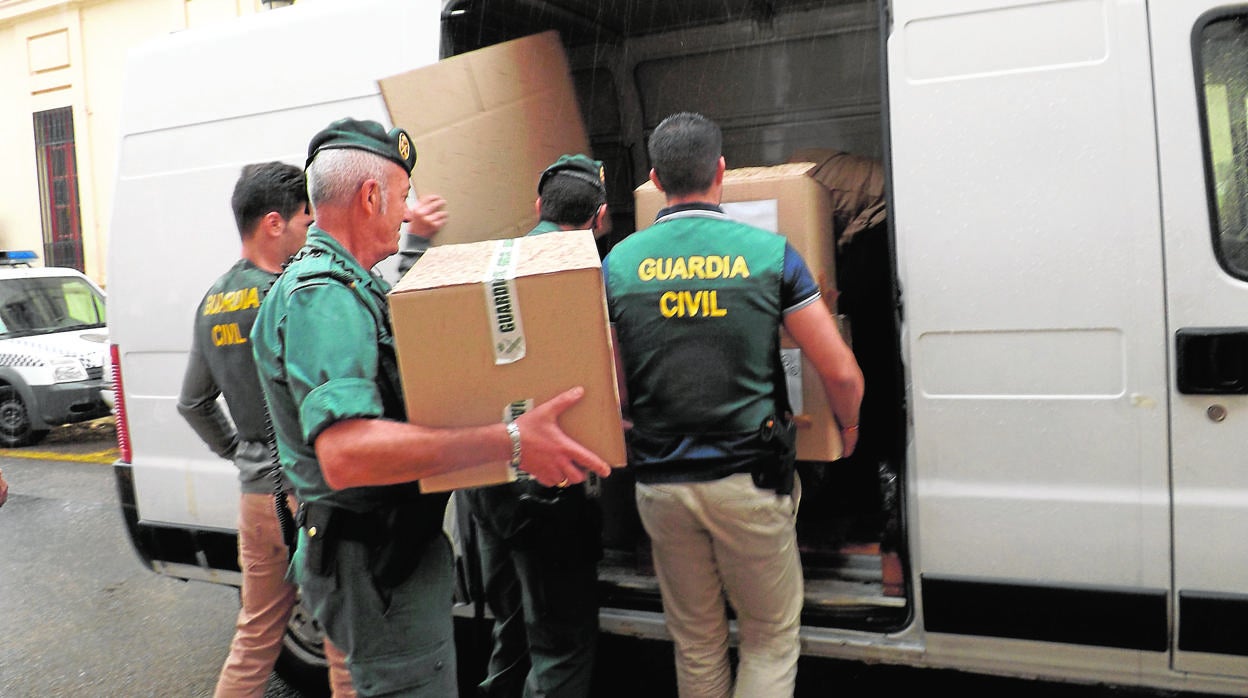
(0, 0), (293, 285)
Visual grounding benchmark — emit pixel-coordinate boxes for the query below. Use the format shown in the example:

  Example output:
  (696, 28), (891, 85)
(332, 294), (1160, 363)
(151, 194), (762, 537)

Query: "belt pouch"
(369, 505), (427, 590)
(301, 503), (337, 576)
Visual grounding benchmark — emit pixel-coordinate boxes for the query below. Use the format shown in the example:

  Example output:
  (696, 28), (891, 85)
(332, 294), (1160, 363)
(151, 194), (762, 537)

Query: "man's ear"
(713, 156), (726, 185)
(359, 179), (381, 215)
(534, 197), (543, 219)
(648, 168), (664, 192)
(261, 211), (286, 238)
(592, 203), (611, 239)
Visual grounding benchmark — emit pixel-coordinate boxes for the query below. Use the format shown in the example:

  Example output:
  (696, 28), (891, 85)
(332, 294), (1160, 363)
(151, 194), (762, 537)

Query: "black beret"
(306, 117), (417, 174)
(538, 154), (606, 196)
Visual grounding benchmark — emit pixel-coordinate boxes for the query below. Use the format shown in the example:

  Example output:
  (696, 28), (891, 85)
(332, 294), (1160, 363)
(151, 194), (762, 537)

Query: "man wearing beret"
(250, 118), (612, 697)
(460, 154), (610, 698)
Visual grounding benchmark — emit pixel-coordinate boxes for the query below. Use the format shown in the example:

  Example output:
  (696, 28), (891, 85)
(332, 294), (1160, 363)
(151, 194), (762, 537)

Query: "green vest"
(191, 260), (274, 445)
(605, 210), (787, 437)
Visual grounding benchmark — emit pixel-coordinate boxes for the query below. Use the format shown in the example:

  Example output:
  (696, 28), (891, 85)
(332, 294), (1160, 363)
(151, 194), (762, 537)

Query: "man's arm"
(782, 300), (865, 457)
(396, 194), (449, 278)
(314, 386), (611, 489)
(176, 342), (239, 459)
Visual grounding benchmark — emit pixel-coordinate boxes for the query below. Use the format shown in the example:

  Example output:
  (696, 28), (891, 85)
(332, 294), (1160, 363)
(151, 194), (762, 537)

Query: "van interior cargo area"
(442, 0), (908, 632)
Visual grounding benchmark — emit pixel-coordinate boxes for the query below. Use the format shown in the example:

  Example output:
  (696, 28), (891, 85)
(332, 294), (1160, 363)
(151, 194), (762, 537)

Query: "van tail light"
(110, 343), (132, 464)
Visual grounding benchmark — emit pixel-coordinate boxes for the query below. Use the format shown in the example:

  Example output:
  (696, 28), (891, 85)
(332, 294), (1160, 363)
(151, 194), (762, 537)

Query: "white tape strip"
(483, 238), (526, 365)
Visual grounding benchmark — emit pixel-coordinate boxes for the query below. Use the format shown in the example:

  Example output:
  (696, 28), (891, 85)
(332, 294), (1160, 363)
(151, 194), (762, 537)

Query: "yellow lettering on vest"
(707, 290), (726, 316)
(212, 323), (248, 346)
(658, 290), (727, 318)
(660, 291), (679, 317)
(638, 256), (749, 282)
(204, 287), (261, 315)
(655, 258), (671, 281)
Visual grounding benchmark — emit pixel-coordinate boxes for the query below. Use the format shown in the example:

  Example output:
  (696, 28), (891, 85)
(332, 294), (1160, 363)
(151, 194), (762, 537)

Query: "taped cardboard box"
(633, 163), (845, 461)
(379, 30), (591, 246)
(389, 229), (627, 492)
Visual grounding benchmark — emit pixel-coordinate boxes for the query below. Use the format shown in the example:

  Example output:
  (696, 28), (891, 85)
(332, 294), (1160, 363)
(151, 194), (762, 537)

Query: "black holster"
(296, 501), (432, 590)
(296, 502), (337, 576)
(752, 414), (797, 495)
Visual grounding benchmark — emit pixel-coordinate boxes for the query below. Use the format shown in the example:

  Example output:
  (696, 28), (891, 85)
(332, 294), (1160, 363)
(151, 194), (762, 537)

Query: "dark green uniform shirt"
(250, 226), (433, 512)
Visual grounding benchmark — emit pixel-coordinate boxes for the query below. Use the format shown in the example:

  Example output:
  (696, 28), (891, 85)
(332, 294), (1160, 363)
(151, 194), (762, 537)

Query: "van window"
(1199, 12), (1248, 277)
(0, 277), (105, 337)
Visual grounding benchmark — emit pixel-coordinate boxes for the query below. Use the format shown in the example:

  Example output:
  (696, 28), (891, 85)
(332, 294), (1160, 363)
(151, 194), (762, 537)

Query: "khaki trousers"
(635, 473), (803, 698)
(214, 492), (355, 698)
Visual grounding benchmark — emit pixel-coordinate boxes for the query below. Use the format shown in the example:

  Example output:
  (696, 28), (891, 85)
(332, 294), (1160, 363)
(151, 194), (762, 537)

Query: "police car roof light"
(0, 250), (38, 267)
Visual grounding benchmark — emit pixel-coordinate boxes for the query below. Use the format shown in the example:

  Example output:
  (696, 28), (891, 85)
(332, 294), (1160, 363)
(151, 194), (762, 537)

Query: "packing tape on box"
(779, 348), (804, 415)
(484, 238), (527, 365)
(503, 398), (534, 422)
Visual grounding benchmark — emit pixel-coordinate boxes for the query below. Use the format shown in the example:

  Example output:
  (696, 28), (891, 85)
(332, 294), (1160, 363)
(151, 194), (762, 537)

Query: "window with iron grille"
(32, 107), (84, 271)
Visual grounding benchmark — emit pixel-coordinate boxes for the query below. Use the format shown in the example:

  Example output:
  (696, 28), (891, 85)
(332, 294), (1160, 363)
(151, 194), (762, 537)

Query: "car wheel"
(274, 595), (331, 697)
(0, 386), (47, 447)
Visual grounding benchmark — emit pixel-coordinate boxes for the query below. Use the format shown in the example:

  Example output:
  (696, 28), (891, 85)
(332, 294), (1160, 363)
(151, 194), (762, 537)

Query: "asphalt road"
(0, 419), (303, 698)
(0, 419), (1229, 698)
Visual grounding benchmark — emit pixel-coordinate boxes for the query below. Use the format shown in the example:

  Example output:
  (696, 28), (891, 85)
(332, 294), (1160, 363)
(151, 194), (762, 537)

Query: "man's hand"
(514, 386), (613, 487)
(405, 194), (448, 240)
(0, 468), (8, 508)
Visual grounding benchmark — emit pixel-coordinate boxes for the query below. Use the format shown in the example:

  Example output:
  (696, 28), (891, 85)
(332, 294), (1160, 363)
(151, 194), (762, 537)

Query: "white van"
(107, 0), (1248, 695)
(0, 252), (110, 447)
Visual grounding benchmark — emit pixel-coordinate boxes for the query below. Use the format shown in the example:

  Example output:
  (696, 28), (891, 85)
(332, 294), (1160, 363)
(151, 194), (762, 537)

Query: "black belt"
(632, 460), (757, 485)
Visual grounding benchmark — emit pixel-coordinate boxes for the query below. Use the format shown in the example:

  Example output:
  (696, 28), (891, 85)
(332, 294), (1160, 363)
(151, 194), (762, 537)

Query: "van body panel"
(890, 0), (1170, 602)
(107, 0), (440, 531)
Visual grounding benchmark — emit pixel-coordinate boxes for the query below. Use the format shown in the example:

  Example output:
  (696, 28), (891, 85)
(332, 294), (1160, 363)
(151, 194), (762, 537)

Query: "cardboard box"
(633, 163), (845, 461)
(389, 229), (626, 492)
(380, 31), (591, 246)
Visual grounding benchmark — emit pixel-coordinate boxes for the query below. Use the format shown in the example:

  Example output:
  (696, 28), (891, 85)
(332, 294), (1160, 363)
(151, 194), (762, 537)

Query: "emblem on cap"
(398, 133), (412, 163)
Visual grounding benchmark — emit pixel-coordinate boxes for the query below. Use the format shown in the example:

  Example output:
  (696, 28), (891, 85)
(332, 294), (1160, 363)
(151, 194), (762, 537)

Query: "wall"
(0, 0), (278, 286)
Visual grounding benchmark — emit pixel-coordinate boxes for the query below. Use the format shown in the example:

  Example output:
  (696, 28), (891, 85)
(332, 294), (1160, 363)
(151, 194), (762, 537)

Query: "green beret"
(538, 153), (606, 196)
(306, 117), (417, 174)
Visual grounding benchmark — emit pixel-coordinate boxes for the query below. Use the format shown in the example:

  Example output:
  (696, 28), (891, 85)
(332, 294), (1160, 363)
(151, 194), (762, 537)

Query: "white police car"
(0, 251), (110, 447)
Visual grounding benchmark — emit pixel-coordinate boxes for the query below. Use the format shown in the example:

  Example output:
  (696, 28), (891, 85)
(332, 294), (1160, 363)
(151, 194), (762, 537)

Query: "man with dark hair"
(250, 119), (612, 697)
(462, 154), (609, 698)
(604, 112), (865, 697)
(177, 161), (355, 697)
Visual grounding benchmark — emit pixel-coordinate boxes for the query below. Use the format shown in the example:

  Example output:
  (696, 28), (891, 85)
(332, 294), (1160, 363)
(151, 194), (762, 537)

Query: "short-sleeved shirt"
(603, 203), (820, 483)
(251, 226), (424, 511)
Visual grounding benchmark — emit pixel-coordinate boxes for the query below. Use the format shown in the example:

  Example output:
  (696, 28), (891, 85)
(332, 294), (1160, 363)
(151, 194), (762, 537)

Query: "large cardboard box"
(379, 31), (591, 246)
(633, 163), (845, 461)
(389, 230), (626, 492)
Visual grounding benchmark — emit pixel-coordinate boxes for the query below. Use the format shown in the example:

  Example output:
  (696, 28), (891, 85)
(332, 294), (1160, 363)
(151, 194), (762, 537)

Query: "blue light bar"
(0, 250), (38, 266)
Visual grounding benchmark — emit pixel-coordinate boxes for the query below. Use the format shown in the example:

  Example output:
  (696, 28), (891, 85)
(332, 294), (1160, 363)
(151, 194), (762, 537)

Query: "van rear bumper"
(112, 462), (241, 583)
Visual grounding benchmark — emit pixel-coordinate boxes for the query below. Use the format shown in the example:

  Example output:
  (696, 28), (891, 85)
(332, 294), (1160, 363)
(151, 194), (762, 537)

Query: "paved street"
(0, 420), (303, 698)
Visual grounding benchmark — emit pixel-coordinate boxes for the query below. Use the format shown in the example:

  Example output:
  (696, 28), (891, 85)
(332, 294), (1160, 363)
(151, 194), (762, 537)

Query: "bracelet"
(841, 424), (859, 433)
(506, 421), (522, 469)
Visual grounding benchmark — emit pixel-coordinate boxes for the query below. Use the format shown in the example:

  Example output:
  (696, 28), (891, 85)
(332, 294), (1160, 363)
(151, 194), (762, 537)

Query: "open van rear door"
(1155, 0), (1248, 680)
